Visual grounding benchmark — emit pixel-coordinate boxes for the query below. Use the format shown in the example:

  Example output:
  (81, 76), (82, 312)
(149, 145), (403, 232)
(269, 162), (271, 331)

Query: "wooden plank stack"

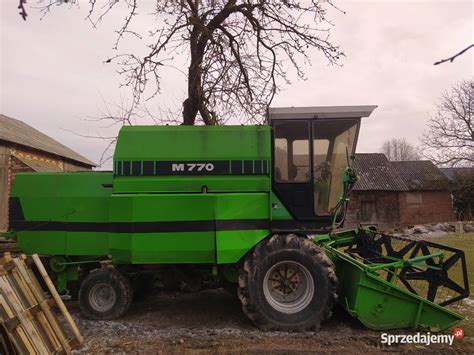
(0, 238), (19, 254)
(0, 253), (83, 354)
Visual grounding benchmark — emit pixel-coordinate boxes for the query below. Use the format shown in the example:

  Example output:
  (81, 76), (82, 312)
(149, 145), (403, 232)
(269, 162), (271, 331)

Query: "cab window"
(313, 120), (358, 215)
(274, 121), (310, 183)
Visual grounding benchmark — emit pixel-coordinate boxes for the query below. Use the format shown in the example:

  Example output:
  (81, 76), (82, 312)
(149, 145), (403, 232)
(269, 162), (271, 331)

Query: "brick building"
(0, 114), (96, 231)
(392, 161), (453, 225)
(346, 154), (453, 228)
(345, 153), (407, 227)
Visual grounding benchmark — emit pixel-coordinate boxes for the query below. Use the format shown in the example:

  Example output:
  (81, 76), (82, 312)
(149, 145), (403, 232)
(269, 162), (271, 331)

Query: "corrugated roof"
(353, 153), (408, 191)
(0, 114), (96, 166)
(392, 161), (448, 190)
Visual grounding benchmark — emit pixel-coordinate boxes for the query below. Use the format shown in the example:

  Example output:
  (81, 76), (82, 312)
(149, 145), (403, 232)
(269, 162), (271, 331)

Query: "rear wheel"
(238, 234), (337, 331)
(79, 268), (132, 320)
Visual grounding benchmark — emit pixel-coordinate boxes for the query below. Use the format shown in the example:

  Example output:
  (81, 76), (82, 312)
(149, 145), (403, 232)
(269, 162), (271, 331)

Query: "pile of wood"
(0, 253), (83, 354)
(0, 238), (19, 254)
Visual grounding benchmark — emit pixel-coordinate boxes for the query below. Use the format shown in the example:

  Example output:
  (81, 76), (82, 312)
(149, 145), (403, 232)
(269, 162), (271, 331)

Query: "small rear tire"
(238, 234), (338, 331)
(79, 268), (132, 320)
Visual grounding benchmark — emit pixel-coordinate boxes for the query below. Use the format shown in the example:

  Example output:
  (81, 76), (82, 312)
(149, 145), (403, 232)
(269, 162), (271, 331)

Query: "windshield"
(313, 119), (358, 215)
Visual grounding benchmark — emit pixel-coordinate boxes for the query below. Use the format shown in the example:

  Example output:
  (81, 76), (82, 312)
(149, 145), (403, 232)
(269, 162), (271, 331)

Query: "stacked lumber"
(0, 253), (83, 354)
(0, 239), (19, 254)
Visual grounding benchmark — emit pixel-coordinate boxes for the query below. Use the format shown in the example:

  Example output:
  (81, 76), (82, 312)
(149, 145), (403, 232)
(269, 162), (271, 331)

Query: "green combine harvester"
(6, 106), (469, 331)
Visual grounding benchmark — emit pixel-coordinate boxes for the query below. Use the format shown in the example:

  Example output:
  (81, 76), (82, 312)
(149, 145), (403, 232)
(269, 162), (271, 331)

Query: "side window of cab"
(273, 121), (310, 183)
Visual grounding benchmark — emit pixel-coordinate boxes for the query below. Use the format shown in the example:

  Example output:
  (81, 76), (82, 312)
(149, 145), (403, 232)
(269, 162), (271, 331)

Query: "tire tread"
(238, 234), (337, 331)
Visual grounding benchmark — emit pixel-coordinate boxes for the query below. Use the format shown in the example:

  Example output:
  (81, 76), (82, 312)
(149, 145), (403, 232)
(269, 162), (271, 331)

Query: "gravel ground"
(68, 289), (473, 354)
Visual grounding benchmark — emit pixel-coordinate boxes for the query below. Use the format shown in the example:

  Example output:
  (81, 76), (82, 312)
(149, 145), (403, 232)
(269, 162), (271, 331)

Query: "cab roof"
(268, 105), (377, 121)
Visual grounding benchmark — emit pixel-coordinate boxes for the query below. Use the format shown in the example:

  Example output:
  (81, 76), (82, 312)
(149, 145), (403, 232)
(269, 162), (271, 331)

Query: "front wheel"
(78, 268), (132, 320)
(238, 234), (338, 331)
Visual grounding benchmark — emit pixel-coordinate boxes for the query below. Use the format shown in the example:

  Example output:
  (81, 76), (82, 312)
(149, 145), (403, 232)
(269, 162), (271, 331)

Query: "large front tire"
(79, 268), (132, 320)
(238, 234), (337, 331)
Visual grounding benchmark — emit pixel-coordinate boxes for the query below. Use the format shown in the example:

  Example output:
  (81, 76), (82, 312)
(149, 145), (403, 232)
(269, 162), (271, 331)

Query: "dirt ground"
(69, 289), (473, 354)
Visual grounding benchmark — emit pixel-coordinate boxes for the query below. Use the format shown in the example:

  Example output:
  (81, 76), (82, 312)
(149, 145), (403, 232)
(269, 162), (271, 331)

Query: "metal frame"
(313, 228), (469, 330)
(269, 105), (369, 227)
(343, 231), (470, 307)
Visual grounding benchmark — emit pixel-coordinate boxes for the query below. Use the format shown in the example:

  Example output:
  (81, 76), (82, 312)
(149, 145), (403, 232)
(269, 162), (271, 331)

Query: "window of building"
(406, 192), (422, 205)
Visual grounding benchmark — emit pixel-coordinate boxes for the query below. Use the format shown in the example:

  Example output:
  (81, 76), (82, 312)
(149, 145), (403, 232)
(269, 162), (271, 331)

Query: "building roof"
(353, 153), (408, 191)
(392, 160), (448, 191)
(13, 153), (64, 172)
(0, 114), (96, 167)
(440, 167), (474, 181)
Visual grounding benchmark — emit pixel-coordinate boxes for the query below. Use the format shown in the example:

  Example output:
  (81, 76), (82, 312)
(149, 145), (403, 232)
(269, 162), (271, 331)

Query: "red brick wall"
(346, 191), (401, 228)
(399, 191), (454, 225)
(346, 190), (455, 228)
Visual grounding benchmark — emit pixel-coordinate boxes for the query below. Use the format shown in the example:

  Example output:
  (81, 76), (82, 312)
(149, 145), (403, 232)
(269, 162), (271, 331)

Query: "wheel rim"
(263, 261), (314, 314)
(89, 283), (116, 312)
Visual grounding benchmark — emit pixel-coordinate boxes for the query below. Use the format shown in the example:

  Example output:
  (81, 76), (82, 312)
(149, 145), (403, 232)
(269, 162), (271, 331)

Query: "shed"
(0, 114), (96, 231)
(346, 153), (407, 227)
(346, 155), (454, 228)
(392, 161), (452, 225)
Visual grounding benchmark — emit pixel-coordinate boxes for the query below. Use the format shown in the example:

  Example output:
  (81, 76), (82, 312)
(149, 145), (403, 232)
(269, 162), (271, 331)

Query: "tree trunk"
(182, 62), (201, 125)
(182, 15), (205, 126)
(182, 44), (217, 125)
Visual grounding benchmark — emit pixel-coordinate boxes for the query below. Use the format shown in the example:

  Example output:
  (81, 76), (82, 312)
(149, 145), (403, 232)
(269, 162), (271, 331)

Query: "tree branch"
(18, 0), (27, 20)
(434, 44), (474, 65)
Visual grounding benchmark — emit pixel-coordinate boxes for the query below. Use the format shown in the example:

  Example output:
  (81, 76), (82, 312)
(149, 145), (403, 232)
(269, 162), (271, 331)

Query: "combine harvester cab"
(7, 106), (469, 331)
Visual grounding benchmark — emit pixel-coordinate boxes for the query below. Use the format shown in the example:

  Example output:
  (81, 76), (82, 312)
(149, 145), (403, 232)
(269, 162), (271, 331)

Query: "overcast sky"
(1, 0), (472, 169)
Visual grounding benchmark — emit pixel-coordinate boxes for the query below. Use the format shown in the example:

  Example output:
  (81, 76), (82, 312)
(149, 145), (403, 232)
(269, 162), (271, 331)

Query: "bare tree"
(422, 80), (473, 167)
(448, 170), (474, 220)
(381, 138), (420, 161)
(22, 0), (343, 125)
(63, 95), (183, 166)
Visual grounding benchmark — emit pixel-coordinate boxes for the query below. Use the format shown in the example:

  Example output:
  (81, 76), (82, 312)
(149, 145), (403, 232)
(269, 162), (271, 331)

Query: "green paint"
(270, 193), (292, 220)
(216, 230), (267, 264)
(56, 265), (79, 294)
(315, 229), (464, 330)
(11, 127), (274, 265)
(113, 175), (270, 193)
(9, 122), (466, 330)
(115, 125), (271, 161)
(214, 193), (269, 263)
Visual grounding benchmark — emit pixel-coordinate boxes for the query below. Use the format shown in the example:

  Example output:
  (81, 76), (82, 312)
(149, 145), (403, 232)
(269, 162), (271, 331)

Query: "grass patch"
(431, 233), (474, 336)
